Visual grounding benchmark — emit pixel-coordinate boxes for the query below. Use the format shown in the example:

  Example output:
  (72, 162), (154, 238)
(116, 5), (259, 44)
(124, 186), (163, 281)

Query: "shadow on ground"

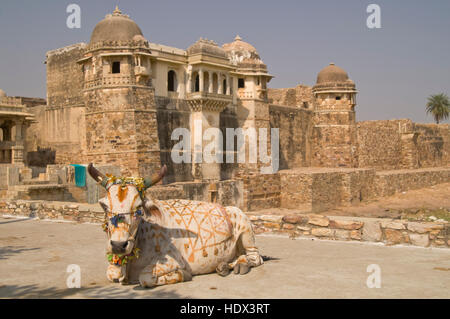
(0, 283), (186, 299)
(0, 246), (40, 260)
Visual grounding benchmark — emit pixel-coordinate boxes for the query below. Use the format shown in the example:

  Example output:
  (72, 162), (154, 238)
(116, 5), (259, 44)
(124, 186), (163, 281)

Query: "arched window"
(168, 70), (177, 92)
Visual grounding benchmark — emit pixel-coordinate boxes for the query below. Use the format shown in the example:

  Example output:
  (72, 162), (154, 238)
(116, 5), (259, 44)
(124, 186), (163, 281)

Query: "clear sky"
(0, 0), (449, 123)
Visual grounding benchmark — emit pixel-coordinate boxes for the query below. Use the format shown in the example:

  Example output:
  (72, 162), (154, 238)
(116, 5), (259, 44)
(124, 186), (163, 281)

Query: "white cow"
(88, 163), (263, 287)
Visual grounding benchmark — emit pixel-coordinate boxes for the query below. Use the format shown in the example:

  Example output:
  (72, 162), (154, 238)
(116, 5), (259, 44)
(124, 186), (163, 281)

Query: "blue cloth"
(71, 164), (86, 187)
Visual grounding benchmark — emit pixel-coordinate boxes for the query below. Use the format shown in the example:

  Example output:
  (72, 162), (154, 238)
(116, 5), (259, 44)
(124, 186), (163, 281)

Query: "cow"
(87, 163), (263, 288)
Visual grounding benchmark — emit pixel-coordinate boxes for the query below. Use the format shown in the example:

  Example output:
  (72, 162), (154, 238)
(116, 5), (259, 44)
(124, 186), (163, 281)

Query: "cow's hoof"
(233, 263), (250, 275)
(216, 262), (230, 277)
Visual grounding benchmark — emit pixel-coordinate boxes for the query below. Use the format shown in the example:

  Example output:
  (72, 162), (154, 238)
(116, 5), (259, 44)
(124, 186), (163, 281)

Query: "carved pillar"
(199, 69), (204, 92)
(208, 71), (213, 93)
(226, 74), (230, 95)
(218, 74), (223, 95)
(187, 98), (229, 181)
(186, 70), (192, 94)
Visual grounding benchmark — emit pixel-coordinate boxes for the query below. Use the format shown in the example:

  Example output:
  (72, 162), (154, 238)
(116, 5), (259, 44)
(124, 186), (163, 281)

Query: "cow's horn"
(87, 163), (109, 188)
(143, 165), (167, 189)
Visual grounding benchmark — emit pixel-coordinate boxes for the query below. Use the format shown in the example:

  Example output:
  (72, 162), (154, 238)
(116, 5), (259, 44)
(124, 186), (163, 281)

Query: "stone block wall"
(241, 173), (280, 211)
(357, 120), (450, 170)
(267, 84), (314, 109)
(269, 104), (313, 169)
(279, 168), (375, 212)
(374, 168), (450, 197)
(249, 214), (449, 248)
(1, 200), (447, 248)
(414, 123), (450, 168)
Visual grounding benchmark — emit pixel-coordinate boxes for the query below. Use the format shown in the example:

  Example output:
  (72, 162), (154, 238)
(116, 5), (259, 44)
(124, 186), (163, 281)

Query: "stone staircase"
(4, 177), (74, 201)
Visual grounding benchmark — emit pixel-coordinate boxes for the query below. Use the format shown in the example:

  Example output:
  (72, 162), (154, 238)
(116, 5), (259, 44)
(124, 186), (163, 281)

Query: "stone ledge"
(250, 213), (449, 248)
(0, 200), (103, 224)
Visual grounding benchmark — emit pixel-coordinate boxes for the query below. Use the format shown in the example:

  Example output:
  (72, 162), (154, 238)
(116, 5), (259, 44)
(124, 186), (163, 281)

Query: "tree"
(426, 93), (450, 124)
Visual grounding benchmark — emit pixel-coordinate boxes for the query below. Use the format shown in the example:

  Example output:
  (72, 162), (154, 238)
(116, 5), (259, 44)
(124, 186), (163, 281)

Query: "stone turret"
(223, 36), (274, 175)
(312, 63), (358, 167)
(78, 7), (160, 177)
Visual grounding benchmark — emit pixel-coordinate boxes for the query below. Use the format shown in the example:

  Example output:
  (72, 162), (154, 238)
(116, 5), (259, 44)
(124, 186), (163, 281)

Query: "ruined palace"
(1, 7), (448, 213)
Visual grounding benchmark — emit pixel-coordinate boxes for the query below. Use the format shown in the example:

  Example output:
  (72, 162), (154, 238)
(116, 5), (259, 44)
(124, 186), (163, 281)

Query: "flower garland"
(105, 174), (146, 195)
(107, 247), (141, 266)
(102, 174), (145, 266)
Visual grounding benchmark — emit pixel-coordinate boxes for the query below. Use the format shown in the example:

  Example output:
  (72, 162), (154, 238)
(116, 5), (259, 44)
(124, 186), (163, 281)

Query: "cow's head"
(87, 163), (167, 255)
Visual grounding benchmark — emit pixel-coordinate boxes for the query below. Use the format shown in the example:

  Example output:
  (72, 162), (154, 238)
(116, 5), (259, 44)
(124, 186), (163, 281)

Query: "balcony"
(84, 75), (136, 89)
(186, 92), (232, 112)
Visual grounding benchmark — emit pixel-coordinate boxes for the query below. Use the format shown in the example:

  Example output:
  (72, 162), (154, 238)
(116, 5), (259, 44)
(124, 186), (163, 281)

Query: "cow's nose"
(111, 240), (128, 250)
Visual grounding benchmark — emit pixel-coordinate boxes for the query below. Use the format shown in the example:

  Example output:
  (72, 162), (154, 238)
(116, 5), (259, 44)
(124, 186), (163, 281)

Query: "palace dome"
(187, 38), (228, 59)
(90, 7), (144, 44)
(222, 35), (264, 66)
(316, 63), (352, 84)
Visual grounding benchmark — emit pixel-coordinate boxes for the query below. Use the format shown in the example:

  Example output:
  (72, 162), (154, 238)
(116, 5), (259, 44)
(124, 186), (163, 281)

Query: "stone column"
(208, 71), (213, 93)
(226, 74), (230, 95)
(186, 70), (192, 94)
(199, 69), (204, 92)
(218, 74), (223, 94)
(187, 101), (228, 181)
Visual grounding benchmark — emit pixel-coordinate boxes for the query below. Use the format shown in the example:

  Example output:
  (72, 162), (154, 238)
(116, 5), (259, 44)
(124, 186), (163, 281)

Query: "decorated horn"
(87, 163), (109, 188)
(143, 165), (167, 189)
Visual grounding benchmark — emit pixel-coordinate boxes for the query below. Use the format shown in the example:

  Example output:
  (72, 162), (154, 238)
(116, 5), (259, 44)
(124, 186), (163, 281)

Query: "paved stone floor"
(0, 217), (449, 299)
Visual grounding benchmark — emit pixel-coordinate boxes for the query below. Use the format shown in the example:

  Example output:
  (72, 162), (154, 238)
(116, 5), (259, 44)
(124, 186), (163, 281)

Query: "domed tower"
(312, 63), (358, 167)
(78, 7), (160, 177)
(222, 36), (274, 174)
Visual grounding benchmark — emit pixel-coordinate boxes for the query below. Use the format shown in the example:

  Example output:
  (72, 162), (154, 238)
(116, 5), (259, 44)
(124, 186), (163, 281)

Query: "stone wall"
(26, 44), (88, 165)
(241, 173), (280, 211)
(269, 104), (313, 169)
(46, 43), (86, 108)
(279, 168), (375, 212)
(357, 119), (411, 169)
(249, 214), (449, 248)
(415, 123), (450, 168)
(1, 200), (447, 248)
(267, 84), (314, 109)
(357, 120), (450, 170)
(374, 167), (450, 197)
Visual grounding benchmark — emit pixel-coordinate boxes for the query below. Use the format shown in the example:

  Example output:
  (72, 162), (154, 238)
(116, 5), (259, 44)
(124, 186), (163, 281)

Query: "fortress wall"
(242, 173), (280, 211)
(414, 123), (450, 168)
(269, 104), (313, 169)
(374, 167), (450, 197)
(26, 44), (88, 165)
(357, 120), (450, 170)
(356, 119), (411, 169)
(268, 85), (314, 109)
(155, 97), (192, 182)
(46, 44), (86, 108)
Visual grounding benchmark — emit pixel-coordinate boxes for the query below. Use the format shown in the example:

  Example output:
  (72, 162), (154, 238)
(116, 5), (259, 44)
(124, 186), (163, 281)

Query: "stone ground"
(0, 217), (449, 299)
(255, 183), (450, 219)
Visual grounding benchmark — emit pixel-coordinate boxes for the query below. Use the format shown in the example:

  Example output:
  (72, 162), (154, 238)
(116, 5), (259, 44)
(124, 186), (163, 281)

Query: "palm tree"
(426, 93), (450, 124)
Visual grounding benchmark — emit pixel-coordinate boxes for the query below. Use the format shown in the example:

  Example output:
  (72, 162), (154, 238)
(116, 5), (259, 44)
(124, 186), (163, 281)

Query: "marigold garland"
(107, 247), (141, 266)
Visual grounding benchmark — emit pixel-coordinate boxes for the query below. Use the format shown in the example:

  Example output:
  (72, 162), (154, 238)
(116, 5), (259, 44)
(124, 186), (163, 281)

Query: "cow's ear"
(143, 198), (162, 221)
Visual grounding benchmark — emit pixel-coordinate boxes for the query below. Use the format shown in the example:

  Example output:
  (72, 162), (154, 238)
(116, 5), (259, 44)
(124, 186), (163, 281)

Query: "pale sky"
(0, 0), (449, 123)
